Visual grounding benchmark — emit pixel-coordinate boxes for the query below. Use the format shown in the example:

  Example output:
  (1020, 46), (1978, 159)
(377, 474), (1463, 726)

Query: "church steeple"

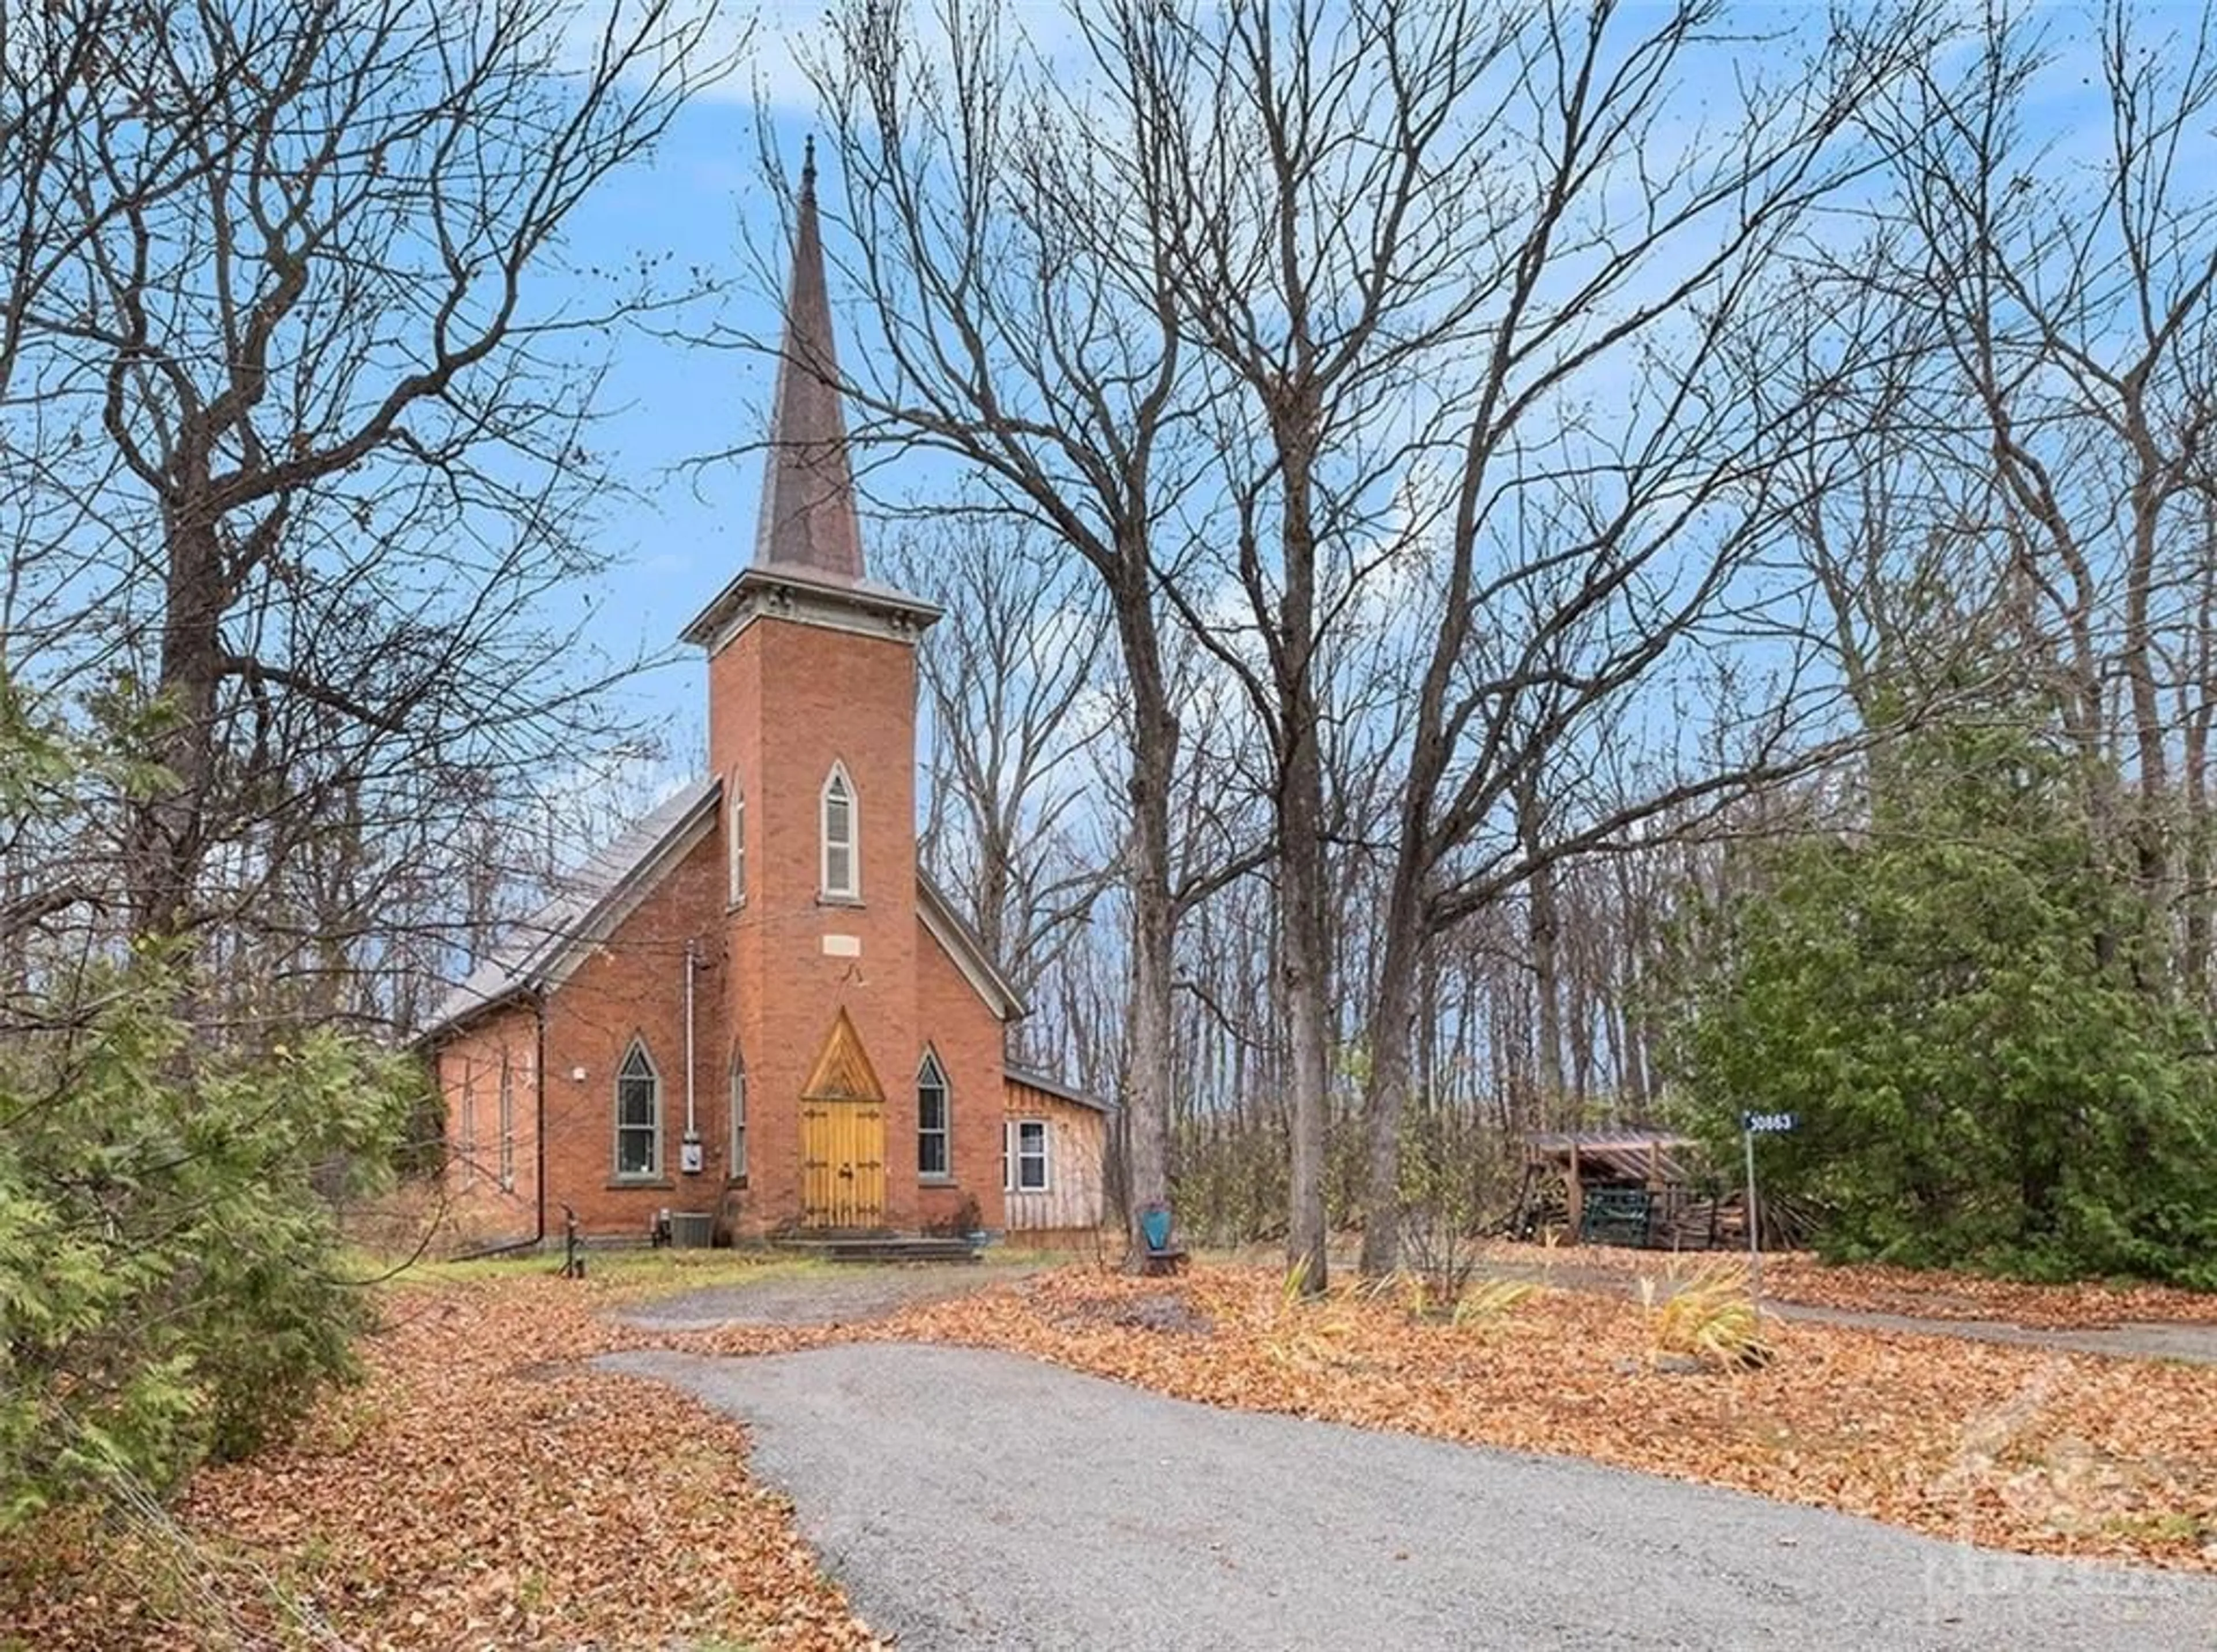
(755, 137), (865, 581)
(681, 139), (938, 658)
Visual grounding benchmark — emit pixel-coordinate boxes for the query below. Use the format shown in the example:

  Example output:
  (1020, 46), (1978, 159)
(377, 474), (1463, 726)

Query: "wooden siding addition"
(1001, 1078), (1109, 1234)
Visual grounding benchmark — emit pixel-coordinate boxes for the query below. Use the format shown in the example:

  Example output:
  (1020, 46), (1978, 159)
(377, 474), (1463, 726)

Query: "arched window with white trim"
(917, 1049), (950, 1179)
(820, 763), (857, 899)
(614, 1039), (662, 1179)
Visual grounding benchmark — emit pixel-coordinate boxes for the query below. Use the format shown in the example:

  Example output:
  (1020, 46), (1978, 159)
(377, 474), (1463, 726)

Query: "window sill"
(725, 898), (746, 914)
(815, 893), (865, 909)
(725, 1175), (748, 1188)
(607, 1177), (673, 1191)
(919, 1174), (957, 1187)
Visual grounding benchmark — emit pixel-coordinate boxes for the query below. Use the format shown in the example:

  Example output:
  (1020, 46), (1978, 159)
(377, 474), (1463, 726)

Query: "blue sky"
(557, 98), (793, 759)
(544, 0), (2207, 812)
(554, 0), (1841, 793)
(547, 3), (1050, 774)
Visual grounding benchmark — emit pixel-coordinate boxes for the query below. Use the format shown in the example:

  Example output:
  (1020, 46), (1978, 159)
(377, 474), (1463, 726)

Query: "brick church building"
(420, 152), (1107, 1247)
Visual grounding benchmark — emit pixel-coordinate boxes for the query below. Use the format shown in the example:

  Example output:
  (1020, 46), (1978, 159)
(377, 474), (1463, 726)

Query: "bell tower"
(679, 141), (941, 1232)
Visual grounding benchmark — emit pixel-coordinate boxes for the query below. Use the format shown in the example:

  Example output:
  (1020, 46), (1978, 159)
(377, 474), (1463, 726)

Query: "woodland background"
(6, 0), (2217, 1519)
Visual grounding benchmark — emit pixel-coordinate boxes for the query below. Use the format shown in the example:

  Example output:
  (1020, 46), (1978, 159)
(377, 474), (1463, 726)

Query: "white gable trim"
(917, 876), (1027, 1023)
(538, 797), (719, 994)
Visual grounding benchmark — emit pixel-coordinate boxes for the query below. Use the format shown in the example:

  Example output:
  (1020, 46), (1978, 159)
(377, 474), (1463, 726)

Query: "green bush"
(1663, 722), (2217, 1288)
(0, 949), (413, 1524)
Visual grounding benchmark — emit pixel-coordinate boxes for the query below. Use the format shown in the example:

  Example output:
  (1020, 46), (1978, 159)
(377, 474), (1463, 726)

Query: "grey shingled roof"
(417, 776), (720, 1042)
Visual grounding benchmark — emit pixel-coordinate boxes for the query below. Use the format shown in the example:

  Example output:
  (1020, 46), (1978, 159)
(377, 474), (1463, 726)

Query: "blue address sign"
(1741, 1111), (1797, 1134)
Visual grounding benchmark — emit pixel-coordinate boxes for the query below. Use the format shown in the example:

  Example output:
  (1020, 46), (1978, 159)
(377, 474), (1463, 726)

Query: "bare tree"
(1349, 0), (1933, 1274)
(783, 0), (1231, 1261)
(1854, 1), (2217, 985)
(882, 518), (1116, 1046)
(1080, 0), (1523, 1291)
(4, 0), (738, 1031)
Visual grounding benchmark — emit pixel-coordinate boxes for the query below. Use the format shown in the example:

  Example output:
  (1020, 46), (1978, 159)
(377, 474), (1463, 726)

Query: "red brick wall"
(537, 816), (730, 1236)
(435, 1000), (539, 1244)
(712, 613), (925, 1237)
(479, 604), (1021, 1242)
(917, 918), (1010, 1232)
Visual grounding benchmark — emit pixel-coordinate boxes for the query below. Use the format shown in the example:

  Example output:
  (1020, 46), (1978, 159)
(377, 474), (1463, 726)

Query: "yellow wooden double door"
(800, 1100), (886, 1229)
(799, 1007), (887, 1230)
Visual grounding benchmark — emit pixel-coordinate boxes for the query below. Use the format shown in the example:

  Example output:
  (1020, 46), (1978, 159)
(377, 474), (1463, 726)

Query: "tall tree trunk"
(1529, 861), (1566, 1120)
(1279, 434), (1330, 1295)
(2123, 464), (2171, 975)
(1282, 725), (1331, 1292)
(1117, 562), (1182, 1269)
(1516, 775), (1566, 1118)
(1356, 854), (1427, 1276)
(2184, 506), (2216, 1004)
(128, 507), (224, 941)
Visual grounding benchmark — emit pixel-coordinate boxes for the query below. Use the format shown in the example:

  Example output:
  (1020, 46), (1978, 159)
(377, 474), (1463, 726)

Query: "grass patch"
(375, 1244), (833, 1301)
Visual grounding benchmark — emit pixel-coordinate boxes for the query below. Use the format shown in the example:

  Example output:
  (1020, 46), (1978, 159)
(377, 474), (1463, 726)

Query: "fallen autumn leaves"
(1484, 1239), (2217, 1329)
(6, 1254), (2214, 1650)
(880, 1266), (2217, 1571)
(2, 1272), (880, 1652)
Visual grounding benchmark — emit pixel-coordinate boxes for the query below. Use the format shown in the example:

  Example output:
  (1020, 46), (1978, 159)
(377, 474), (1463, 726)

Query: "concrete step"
(770, 1233), (984, 1265)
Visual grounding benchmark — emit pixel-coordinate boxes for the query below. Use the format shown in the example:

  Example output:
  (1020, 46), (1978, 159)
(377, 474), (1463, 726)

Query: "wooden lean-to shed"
(1516, 1128), (1720, 1249)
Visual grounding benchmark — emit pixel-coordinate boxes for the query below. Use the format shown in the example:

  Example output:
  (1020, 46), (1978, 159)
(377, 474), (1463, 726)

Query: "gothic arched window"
(820, 763), (857, 899)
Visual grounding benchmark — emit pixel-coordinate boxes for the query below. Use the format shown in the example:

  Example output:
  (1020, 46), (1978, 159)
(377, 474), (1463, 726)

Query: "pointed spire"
(753, 136), (864, 580)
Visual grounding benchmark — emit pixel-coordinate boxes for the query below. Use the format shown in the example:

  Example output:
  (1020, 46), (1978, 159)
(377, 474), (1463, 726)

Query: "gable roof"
(417, 781), (1033, 1043)
(416, 777), (721, 1043)
(917, 872), (1028, 1023)
(1004, 1063), (1113, 1114)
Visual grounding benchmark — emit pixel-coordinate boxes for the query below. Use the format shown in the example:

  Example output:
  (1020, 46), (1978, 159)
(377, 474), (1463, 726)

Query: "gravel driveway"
(615, 1263), (1037, 1330)
(599, 1343), (2217, 1651)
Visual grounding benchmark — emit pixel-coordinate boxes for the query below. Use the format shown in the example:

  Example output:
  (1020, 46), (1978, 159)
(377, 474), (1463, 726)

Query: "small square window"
(1006, 1118), (1048, 1193)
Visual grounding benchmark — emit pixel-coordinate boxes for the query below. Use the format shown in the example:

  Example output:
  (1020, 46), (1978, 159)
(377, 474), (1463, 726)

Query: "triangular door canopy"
(803, 1006), (886, 1103)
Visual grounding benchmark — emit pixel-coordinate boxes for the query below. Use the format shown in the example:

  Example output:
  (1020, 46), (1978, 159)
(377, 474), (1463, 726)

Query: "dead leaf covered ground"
(869, 1266), (2217, 1571)
(1, 1262), (876, 1652)
(6, 1251), (2215, 1650)
(1473, 1239), (2217, 1328)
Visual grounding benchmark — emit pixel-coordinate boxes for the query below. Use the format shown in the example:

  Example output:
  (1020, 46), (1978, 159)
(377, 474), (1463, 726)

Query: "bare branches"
(1839, 0), (2217, 974)
(4, 0), (740, 1030)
